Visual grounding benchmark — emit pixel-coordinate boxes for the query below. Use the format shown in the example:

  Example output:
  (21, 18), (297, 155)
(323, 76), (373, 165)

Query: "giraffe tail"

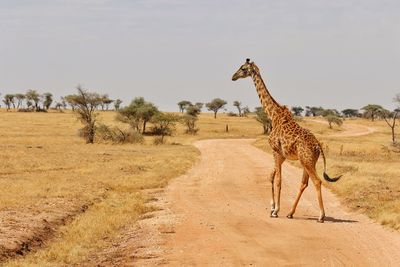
(319, 142), (342, 183)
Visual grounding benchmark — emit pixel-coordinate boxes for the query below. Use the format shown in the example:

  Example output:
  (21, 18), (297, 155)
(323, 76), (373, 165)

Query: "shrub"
(150, 113), (179, 144)
(227, 112), (238, 117)
(96, 123), (144, 144)
(182, 114), (199, 134)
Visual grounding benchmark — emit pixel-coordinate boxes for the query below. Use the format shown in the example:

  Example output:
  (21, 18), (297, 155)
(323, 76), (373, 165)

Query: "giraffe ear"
(246, 58), (250, 63)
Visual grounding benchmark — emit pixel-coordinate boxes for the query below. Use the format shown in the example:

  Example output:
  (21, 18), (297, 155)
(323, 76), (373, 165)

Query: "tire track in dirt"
(131, 139), (400, 266)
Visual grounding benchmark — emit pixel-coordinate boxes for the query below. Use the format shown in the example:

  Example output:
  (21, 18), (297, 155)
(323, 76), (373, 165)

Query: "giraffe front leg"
(269, 170), (276, 216)
(287, 169), (309, 219)
(271, 172), (281, 218)
(270, 151), (285, 218)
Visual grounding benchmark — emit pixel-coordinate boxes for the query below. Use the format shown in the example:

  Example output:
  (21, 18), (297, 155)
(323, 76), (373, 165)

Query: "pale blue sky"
(1, 0), (399, 112)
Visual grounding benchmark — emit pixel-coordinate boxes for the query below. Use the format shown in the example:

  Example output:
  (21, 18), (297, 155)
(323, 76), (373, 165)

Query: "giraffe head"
(232, 58), (259, 81)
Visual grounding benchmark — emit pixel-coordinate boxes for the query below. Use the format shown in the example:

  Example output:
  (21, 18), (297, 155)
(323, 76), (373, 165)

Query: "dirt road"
(311, 119), (375, 137)
(132, 139), (400, 266)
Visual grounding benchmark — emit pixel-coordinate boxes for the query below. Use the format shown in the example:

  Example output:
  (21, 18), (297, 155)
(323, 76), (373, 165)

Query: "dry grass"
(0, 109), (262, 265)
(0, 109), (199, 265)
(1, 109), (399, 265)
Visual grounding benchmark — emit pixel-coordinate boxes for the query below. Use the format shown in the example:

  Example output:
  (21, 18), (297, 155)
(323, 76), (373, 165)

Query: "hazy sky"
(1, 0), (399, 112)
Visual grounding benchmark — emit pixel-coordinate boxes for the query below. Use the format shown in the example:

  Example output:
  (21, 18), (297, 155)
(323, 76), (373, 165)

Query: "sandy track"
(311, 119), (375, 137)
(133, 139), (400, 266)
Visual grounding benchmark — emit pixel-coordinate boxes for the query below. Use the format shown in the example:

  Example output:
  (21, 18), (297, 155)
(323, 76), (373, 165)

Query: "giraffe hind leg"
(287, 169), (309, 219)
(304, 164), (325, 223)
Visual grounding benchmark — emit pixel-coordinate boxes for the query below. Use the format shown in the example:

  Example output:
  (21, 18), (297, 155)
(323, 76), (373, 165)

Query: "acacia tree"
(206, 98), (227, 119)
(194, 102), (203, 110)
(242, 106), (251, 117)
(70, 86), (102, 143)
(64, 95), (78, 110)
(325, 115), (343, 129)
(26, 90), (41, 111)
(233, 101), (242, 117)
(43, 92), (53, 110)
(15, 94), (26, 108)
(382, 94), (400, 144)
(99, 94), (113, 110)
(361, 104), (384, 121)
(177, 100), (192, 113)
(342, 109), (359, 118)
(151, 113), (179, 144)
(118, 97), (159, 133)
(3, 94), (15, 110)
(305, 106), (324, 117)
(381, 108), (399, 144)
(291, 106), (304, 116)
(114, 99), (122, 110)
(182, 105), (201, 134)
(255, 107), (272, 134)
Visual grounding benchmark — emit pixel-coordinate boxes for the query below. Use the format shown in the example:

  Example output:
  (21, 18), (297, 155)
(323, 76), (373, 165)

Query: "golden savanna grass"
(1, 109), (399, 265)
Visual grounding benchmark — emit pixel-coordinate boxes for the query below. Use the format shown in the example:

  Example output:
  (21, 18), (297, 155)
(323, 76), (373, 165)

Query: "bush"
(17, 108), (33, 112)
(227, 112), (238, 117)
(96, 123), (144, 144)
(181, 114), (199, 134)
(150, 113), (179, 144)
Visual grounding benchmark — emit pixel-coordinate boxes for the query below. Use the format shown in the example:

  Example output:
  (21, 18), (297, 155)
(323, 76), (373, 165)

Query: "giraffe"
(232, 59), (341, 223)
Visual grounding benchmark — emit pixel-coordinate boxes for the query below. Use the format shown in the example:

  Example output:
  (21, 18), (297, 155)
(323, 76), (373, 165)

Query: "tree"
(182, 114), (199, 134)
(26, 90), (41, 111)
(177, 100), (192, 113)
(242, 106), (251, 117)
(3, 94), (15, 110)
(114, 99), (123, 110)
(194, 102), (203, 110)
(361, 104), (384, 121)
(322, 109), (340, 117)
(151, 113), (179, 144)
(186, 105), (201, 116)
(305, 106), (325, 117)
(43, 92), (53, 110)
(291, 106), (304, 116)
(381, 108), (399, 144)
(206, 98), (227, 119)
(182, 105), (201, 134)
(55, 102), (63, 110)
(341, 109), (359, 118)
(60, 97), (67, 109)
(325, 115), (343, 129)
(15, 94), (26, 109)
(118, 97), (159, 134)
(255, 107), (272, 134)
(64, 94), (78, 110)
(233, 101), (242, 116)
(99, 94), (113, 110)
(70, 86), (102, 143)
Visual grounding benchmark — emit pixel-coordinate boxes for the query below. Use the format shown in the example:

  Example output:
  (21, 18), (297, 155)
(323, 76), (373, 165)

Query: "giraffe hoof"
(271, 213), (278, 218)
(286, 214), (293, 219)
(317, 219), (324, 223)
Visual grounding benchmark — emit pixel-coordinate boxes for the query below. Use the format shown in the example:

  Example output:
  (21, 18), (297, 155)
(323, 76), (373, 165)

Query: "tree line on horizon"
(0, 90), (123, 112)
(1, 89), (398, 144)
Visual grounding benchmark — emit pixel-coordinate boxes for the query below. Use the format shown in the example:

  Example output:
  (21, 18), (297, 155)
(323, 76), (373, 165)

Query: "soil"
(93, 138), (400, 266)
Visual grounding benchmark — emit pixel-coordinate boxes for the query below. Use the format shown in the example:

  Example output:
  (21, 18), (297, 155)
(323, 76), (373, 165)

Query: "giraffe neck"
(251, 72), (281, 122)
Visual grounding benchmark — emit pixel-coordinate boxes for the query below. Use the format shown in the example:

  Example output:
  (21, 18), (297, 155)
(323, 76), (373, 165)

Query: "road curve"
(148, 139), (400, 266)
(311, 119), (375, 137)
